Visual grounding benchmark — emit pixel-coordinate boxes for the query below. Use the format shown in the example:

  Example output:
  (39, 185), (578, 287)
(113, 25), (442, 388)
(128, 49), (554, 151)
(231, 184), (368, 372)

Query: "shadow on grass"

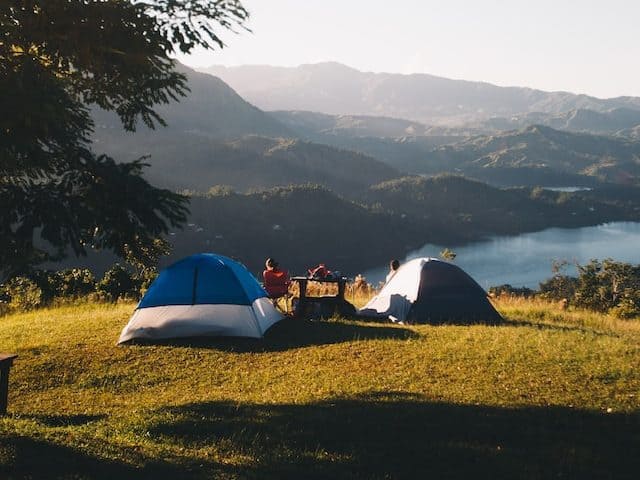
(4, 393), (639, 479)
(145, 392), (640, 479)
(0, 435), (223, 480)
(502, 317), (616, 337)
(136, 318), (418, 352)
(22, 413), (107, 427)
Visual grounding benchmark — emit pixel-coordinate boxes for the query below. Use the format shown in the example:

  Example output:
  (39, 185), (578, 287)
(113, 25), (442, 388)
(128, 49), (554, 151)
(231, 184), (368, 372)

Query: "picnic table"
(0, 353), (17, 416)
(290, 276), (355, 318)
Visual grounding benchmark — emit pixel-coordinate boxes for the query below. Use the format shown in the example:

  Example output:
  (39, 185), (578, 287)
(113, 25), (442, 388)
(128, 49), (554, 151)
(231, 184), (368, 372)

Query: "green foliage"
(2, 277), (44, 311)
(573, 259), (640, 317)
(439, 248), (457, 261)
(538, 275), (578, 302)
(52, 269), (96, 299)
(96, 265), (137, 301)
(488, 284), (536, 298)
(537, 259), (640, 318)
(1, 0), (248, 277)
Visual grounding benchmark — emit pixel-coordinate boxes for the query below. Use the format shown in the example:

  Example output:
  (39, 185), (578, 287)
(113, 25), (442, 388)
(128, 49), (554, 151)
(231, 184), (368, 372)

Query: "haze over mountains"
(202, 62), (640, 127)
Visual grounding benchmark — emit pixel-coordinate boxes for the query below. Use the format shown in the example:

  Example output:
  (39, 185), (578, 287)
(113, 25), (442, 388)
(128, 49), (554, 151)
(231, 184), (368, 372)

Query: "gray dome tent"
(359, 258), (502, 324)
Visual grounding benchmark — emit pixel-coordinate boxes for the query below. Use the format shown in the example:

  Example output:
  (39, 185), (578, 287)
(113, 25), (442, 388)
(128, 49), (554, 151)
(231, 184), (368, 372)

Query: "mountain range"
(202, 62), (640, 126)
(91, 62), (640, 192)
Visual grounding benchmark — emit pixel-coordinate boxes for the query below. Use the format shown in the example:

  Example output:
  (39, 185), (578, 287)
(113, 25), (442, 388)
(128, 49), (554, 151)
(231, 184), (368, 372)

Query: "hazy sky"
(177, 0), (639, 98)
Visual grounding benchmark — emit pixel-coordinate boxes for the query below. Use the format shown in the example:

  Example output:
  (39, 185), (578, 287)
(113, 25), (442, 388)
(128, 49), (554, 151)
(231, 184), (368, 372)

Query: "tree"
(439, 248), (457, 261)
(0, 0), (248, 278)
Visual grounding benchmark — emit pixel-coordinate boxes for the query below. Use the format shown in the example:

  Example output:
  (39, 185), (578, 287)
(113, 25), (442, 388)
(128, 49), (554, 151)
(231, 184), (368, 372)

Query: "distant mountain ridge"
(201, 62), (640, 126)
(92, 64), (400, 193)
(93, 63), (291, 141)
(267, 110), (640, 187)
(424, 125), (640, 186)
(472, 107), (640, 136)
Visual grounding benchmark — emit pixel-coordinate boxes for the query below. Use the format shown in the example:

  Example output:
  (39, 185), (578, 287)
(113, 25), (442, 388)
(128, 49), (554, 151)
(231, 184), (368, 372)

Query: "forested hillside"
(161, 178), (640, 274)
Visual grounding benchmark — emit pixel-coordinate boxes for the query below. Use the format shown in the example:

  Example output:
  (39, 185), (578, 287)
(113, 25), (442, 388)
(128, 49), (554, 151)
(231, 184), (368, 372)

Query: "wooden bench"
(0, 353), (18, 415)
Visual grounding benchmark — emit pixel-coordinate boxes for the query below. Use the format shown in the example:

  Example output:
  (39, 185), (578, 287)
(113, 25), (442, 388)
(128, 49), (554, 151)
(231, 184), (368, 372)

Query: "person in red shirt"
(263, 258), (290, 302)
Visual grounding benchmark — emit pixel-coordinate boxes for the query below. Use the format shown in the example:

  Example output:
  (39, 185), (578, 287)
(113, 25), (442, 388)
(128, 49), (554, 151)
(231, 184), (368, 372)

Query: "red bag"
(308, 263), (330, 279)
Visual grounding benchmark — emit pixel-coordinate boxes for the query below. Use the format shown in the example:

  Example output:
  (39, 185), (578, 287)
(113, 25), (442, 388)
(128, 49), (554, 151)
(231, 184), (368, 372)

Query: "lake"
(362, 222), (640, 289)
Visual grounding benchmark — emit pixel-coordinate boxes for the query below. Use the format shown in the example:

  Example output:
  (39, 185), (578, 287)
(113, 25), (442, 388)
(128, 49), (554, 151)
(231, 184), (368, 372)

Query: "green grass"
(1, 299), (639, 479)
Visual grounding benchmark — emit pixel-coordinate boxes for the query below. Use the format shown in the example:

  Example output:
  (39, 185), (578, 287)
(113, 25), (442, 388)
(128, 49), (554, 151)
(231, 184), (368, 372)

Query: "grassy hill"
(1, 298), (639, 478)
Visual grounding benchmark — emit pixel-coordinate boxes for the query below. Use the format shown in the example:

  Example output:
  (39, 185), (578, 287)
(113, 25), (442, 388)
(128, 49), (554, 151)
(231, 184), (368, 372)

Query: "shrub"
(3, 277), (44, 311)
(53, 269), (96, 299)
(28, 270), (58, 302)
(538, 275), (578, 302)
(489, 284), (535, 298)
(96, 264), (138, 301)
(608, 293), (640, 319)
(573, 260), (640, 314)
(137, 269), (159, 296)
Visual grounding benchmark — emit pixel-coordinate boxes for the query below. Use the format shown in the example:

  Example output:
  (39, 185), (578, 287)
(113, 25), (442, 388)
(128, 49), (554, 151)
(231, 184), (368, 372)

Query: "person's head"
(390, 259), (400, 271)
(265, 257), (278, 270)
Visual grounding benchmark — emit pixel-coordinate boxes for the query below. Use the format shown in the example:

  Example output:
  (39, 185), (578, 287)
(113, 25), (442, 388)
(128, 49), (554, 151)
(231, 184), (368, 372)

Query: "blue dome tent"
(118, 254), (283, 343)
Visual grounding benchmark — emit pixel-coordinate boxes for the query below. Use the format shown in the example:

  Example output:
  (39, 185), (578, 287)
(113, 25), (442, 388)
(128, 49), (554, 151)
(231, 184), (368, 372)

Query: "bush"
(137, 269), (159, 296)
(488, 284), (535, 298)
(53, 269), (96, 299)
(28, 270), (58, 302)
(97, 264), (138, 301)
(609, 293), (640, 319)
(573, 260), (640, 314)
(538, 275), (578, 302)
(3, 277), (44, 311)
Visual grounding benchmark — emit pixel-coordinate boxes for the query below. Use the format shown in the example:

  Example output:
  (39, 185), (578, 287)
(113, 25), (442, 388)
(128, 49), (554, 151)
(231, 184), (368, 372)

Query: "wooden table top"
(0, 354), (18, 364)
(290, 276), (348, 282)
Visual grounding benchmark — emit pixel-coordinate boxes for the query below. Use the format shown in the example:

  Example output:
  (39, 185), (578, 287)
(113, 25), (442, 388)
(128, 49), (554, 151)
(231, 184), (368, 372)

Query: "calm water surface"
(362, 222), (640, 289)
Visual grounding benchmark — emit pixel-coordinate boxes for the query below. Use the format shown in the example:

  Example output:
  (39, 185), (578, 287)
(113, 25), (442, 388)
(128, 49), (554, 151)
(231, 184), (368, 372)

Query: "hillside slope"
(94, 130), (399, 194)
(93, 63), (291, 140)
(420, 126), (640, 186)
(473, 107), (640, 136)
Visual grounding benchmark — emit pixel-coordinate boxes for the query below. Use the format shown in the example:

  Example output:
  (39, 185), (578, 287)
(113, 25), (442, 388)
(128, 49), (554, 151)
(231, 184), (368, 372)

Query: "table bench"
(0, 353), (17, 415)
(290, 276), (355, 318)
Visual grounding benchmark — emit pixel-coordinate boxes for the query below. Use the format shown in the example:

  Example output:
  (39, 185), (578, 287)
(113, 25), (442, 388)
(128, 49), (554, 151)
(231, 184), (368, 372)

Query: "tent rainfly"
(118, 254), (283, 343)
(359, 257), (502, 324)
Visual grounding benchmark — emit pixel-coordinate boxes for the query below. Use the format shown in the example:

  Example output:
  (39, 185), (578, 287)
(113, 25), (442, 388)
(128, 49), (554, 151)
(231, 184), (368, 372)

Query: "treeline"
(0, 266), (154, 315)
(490, 259), (640, 319)
(3, 259), (640, 320)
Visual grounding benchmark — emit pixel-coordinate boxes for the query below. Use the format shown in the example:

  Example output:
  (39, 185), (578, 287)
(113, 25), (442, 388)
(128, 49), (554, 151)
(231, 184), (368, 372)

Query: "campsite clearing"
(1, 299), (639, 478)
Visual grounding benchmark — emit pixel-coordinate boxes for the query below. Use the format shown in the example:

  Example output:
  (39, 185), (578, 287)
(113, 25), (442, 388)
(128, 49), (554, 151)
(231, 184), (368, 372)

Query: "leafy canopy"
(0, 1), (248, 278)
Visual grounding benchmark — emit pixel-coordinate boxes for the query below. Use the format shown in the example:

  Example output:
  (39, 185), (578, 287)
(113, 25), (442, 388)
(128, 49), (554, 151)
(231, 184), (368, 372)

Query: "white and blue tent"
(118, 254), (283, 343)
